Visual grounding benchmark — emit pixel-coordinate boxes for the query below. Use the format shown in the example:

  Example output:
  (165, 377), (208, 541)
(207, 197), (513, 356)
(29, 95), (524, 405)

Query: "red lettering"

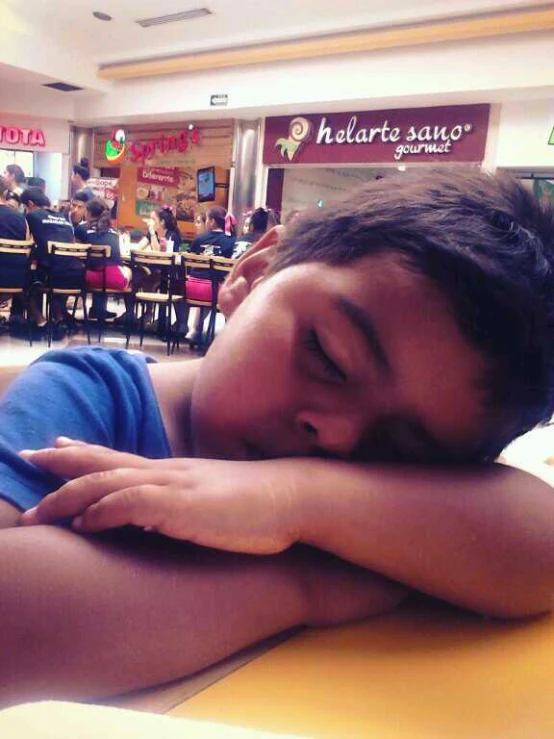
(130, 141), (143, 163)
(19, 128), (31, 145)
(191, 128), (200, 145)
(6, 127), (19, 144)
(29, 129), (45, 147)
(178, 131), (189, 153)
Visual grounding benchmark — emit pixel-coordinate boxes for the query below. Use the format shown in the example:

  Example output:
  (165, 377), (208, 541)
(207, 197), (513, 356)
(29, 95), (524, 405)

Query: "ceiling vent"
(136, 8), (212, 28)
(43, 82), (83, 92)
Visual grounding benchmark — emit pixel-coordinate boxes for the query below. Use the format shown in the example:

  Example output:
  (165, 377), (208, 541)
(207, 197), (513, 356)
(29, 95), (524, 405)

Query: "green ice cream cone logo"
(105, 129), (126, 164)
(275, 117), (312, 161)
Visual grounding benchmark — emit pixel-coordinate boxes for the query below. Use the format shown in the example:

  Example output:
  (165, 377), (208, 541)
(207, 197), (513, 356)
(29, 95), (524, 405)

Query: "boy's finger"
(71, 485), (175, 533)
(19, 445), (151, 479)
(55, 436), (89, 448)
(20, 467), (161, 525)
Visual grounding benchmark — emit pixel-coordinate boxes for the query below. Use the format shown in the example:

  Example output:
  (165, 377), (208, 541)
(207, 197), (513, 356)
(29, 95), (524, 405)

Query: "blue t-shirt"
(0, 346), (171, 511)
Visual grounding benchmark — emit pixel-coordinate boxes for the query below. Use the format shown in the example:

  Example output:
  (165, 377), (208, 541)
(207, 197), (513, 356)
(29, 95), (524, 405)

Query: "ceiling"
(5, 0), (552, 68)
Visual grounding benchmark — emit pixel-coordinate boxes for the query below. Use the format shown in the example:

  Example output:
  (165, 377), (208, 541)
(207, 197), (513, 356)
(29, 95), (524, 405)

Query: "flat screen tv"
(197, 166), (216, 203)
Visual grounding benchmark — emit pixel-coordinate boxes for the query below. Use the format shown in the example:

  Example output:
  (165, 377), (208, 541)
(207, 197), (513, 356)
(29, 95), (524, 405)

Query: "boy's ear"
(219, 225), (284, 317)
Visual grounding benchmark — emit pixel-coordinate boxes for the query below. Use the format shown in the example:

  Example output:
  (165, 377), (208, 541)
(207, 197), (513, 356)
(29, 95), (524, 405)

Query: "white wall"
(495, 100), (554, 170)
(0, 80), (75, 122)
(281, 167), (382, 217)
(74, 33), (554, 124)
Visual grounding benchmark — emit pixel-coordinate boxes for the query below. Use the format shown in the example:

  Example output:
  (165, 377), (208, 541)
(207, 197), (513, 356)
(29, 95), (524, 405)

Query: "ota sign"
(0, 126), (45, 147)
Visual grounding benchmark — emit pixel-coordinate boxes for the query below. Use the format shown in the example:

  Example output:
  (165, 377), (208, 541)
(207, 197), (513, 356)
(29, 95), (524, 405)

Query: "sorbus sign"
(263, 104), (490, 165)
(0, 126), (45, 147)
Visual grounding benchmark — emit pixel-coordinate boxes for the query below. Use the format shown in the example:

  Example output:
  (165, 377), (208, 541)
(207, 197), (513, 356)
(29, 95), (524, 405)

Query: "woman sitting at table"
(188, 205), (236, 257)
(136, 206), (182, 252)
(75, 198), (131, 320)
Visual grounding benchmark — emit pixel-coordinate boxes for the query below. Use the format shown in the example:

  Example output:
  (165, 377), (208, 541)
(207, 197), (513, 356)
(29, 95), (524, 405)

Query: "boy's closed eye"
(302, 328), (347, 383)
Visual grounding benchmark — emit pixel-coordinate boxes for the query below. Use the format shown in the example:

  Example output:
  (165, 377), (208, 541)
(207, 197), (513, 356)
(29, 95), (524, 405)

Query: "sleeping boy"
(1, 169), (554, 704)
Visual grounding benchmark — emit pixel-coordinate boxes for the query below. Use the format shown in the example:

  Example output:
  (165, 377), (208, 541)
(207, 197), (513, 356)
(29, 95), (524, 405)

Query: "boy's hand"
(19, 438), (302, 554)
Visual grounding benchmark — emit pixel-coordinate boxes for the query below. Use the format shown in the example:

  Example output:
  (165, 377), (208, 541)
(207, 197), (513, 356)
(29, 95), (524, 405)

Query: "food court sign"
(263, 105), (490, 165)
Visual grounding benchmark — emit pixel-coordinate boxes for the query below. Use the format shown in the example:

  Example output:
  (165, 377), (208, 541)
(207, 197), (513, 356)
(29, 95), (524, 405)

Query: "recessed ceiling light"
(93, 11), (112, 21)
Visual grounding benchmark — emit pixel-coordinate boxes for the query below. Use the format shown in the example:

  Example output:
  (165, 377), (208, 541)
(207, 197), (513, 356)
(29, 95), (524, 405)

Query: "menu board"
(88, 177), (119, 209)
(135, 166), (197, 223)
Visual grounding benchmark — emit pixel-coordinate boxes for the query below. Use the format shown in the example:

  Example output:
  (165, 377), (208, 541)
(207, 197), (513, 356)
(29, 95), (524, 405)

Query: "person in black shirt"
(189, 206), (236, 257)
(68, 190), (91, 228)
(175, 206), (236, 342)
(0, 177), (28, 241)
(21, 187), (75, 327)
(0, 177), (30, 317)
(136, 205), (182, 252)
(75, 198), (130, 319)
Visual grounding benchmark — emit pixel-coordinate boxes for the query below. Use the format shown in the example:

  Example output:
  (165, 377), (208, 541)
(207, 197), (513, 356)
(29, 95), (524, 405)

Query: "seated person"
(21, 187), (75, 328)
(74, 198), (131, 320)
(175, 206), (236, 339)
(67, 190), (91, 228)
(130, 206), (183, 326)
(0, 176), (31, 311)
(136, 205), (182, 252)
(2, 170), (554, 707)
(0, 177), (28, 241)
(188, 205), (236, 257)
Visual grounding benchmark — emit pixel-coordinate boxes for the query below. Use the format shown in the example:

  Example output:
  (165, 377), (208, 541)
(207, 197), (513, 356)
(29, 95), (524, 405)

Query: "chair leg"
(82, 294), (91, 345)
(125, 298), (135, 351)
(139, 302), (145, 348)
(24, 293), (33, 347)
(46, 293), (53, 348)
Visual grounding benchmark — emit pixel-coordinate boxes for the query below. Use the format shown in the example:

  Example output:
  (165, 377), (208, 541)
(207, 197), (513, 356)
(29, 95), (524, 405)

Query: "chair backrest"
(130, 249), (179, 294)
(47, 241), (90, 291)
(87, 244), (112, 262)
(0, 238), (34, 291)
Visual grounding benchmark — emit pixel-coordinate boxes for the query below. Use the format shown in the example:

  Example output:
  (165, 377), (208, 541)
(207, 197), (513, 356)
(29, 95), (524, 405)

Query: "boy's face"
(190, 249), (493, 464)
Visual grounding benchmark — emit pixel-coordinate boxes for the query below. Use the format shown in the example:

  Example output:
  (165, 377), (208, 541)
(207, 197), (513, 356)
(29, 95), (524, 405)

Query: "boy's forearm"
(0, 525), (304, 705)
(0, 525), (402, 706)
(293, 460), (554, 618)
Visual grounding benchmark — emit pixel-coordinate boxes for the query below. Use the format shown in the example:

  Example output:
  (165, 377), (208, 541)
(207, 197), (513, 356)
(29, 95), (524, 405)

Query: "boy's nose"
(296, 410), (365, 459)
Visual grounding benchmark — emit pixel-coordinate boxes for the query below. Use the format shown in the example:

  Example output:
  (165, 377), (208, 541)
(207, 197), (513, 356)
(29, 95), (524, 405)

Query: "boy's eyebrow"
(335, 297), (392, 376)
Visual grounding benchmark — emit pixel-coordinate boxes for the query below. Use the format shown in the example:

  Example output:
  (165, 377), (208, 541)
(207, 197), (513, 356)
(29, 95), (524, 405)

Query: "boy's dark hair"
(26, 176), (46, 191)
(73, 158), (90, 182)
(86, 198), (112, 232)
(5, 164), (25, 184)
(73, 189), (92, 204)
(272, 169), (554, 458)
(20, 187), (50, 208)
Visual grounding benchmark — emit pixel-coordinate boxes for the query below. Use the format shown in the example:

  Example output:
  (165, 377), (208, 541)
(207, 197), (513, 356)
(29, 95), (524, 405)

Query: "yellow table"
(170, 599), (554, 739)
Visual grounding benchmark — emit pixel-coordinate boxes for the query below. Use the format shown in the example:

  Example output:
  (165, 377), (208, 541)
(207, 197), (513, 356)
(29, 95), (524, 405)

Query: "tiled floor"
(0, 301), (221, 367)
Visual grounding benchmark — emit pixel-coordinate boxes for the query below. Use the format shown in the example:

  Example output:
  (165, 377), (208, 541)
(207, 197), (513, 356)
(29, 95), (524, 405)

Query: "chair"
(182, 253), (234, 351)
(86, 244), (132, 342)
(42, 242), (91, 347)
(126, 250), (184, 356)
(0, 237), (35, 346)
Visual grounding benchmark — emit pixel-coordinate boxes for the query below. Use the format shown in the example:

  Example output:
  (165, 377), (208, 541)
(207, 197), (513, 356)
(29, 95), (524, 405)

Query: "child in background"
(2, 169), (554, 705)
